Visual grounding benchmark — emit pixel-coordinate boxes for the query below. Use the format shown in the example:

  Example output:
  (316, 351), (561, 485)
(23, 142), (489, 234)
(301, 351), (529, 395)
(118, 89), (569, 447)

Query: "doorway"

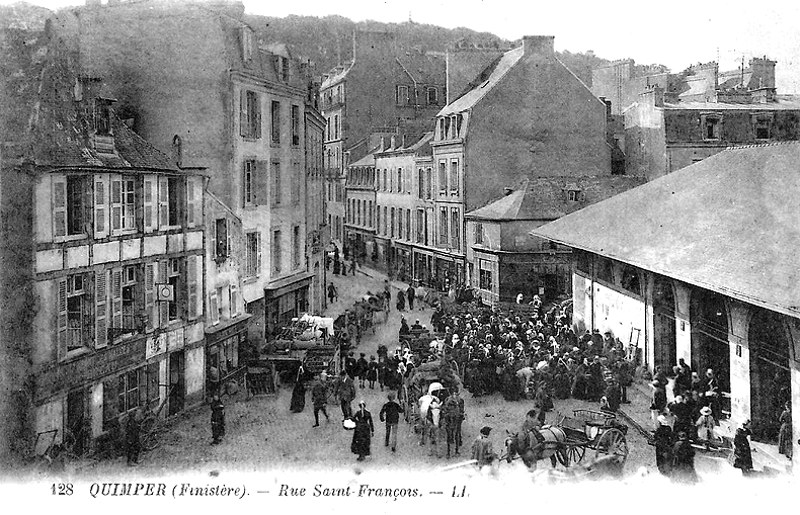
(748, 308), (791, 443)
(168, 350), (185, 416)
(690, 290), (731, 408)
(66, 389), (87, 456)
(653, 277), (677, 373)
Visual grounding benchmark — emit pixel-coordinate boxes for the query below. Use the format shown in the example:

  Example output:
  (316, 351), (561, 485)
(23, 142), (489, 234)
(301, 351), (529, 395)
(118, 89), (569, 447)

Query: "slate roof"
(29, 34), (178, 172)
(396, 51), (446, 85)
(438, 45), (524, 116)
(349, 151), (376, 168)
(465, 176), (645, 222)
(531, 142), (800, 317)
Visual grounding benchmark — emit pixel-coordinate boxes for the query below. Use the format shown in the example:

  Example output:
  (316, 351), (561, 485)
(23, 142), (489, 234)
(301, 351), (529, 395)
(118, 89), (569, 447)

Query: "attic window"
(480, 80), (490, 89)
(94, 100), (112, 136)
(427, 87), (438, 105)
(567, 189), (581, 201)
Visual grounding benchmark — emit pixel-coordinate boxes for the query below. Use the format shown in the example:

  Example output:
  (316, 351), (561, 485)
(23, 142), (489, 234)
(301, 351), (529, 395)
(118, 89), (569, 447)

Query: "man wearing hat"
(471, 426), (496, 468)
(654, 413), (674, 476)
(650, 379), (667, 430)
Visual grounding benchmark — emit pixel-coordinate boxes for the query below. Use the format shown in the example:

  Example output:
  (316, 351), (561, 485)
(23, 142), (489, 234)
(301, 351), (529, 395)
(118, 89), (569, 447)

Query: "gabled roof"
(349, 151), (377, 168)
(531, 142), (800, 317)
(663, 99), (800, 111)
(396, 51), (446, 85)
(438, 45), (524, 116)
(321, 63), (352, 90)
(466, 176), (645, 222)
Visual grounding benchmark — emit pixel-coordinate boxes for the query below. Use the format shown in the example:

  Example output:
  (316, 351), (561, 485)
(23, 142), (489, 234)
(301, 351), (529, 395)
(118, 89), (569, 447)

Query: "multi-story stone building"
(431, 36), (612, 288)
(320, 30), (446, 250)
(593, 56), (800, 180)
(305, 96), (327, 314)
(54, 0), (319, 342)
(372, 132), (434, 282)
(344, 149), (377, 267)
(0, 32), (206, 459)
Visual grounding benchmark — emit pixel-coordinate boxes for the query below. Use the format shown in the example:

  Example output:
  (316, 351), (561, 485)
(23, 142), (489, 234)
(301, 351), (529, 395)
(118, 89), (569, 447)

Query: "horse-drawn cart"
(399, 360), (462, 429)
(504, 409), (629, 473)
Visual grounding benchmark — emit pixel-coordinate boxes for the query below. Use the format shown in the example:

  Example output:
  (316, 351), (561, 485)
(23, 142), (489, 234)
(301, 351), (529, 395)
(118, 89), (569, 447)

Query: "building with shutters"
(50, 1), (320, 346)
(321, 30), (446, 251)
(0, 29), (207, 460)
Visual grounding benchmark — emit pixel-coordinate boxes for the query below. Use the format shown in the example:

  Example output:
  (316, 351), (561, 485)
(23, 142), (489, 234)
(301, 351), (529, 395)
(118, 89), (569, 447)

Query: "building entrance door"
(748, 308), (791, 443)
(653, 277), (677, 373)
(168, 350), (185, 416)
(66, 389), (87, 456)
(690, 290), (731, 414)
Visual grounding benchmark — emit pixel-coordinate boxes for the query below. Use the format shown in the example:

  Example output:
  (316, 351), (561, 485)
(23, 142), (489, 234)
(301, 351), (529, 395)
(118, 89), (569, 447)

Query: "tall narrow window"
(111, 176), (135, 232)
(240, 90), (261, 139)
(271, 161), (281, 207)
(272, 230), (282, 274)
(438, 161), (447, 194)
(396, 85), (409, 105)
(245, 232), (261, 277)
(390, 208), (396, 238)
(292, 225), (301, 269)
(271, 101), (281, 144)
(426, 168), (432, 199)
(474, 222), (484, 244)
(450, 160), (459, 195)
(451, 208), (460, 250)
(334, 115), (339, 140)
(291, 105), (300, 146)
(242, 159), (254, 205)
(427, 87), (438, 105)
(418, 168), (425, 199)
(439, 207), (448, 246)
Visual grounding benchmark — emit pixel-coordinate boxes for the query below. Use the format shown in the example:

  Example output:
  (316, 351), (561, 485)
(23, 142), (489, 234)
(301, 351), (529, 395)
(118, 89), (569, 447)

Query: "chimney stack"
(522, 36), (555, 57)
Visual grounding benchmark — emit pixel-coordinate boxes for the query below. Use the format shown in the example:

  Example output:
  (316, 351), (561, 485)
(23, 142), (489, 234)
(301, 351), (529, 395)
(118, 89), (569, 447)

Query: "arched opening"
(690, 290), (730, 411)
(748, 308), (792, 443)
(653, 276), (677, 372)
(620, 265), (642, 296)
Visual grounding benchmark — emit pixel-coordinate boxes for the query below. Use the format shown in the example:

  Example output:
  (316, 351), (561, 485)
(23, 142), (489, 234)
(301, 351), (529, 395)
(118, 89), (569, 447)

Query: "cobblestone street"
(64, 269), (666, 481)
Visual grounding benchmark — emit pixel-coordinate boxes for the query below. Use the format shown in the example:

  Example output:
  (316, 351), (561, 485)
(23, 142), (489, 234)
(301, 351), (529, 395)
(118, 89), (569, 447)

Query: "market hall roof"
(530, 142), (800, 318)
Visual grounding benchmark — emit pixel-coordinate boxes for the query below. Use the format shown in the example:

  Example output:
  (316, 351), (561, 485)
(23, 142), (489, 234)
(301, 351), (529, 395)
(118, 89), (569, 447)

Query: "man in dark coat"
(379, 392), (404, 452)
(406, 285), (416, 310)
(399, 317), (411, 336)
(351, 401), (375, 461)
(654, 414), (673, 476)
(210, 395), (225, 445)
(671, 431), (697, 484)
(344, 352), (357, 379)
(311, 375), (330, 427)
(442, 388), (465, 457)
(125, 408), (143, 466)
(334, 371), (356, 420)
(355, 353), (369, 388)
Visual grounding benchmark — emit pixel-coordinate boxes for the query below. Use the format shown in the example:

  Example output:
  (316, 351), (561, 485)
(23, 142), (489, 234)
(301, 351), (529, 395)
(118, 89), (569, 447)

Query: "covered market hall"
(531, 142), (800, 466)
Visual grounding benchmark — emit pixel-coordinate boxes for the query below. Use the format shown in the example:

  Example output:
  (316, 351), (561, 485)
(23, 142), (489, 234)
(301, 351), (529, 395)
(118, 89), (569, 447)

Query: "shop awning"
(264, 271), (314, 299)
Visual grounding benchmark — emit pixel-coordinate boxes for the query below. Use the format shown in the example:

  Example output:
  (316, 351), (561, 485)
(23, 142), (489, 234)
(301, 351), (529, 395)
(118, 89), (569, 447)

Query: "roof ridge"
(725, 140), (800, 151)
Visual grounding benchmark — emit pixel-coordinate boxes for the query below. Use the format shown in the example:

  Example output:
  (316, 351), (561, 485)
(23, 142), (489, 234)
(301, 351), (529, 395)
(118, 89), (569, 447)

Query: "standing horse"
(504, 426), (567, 469)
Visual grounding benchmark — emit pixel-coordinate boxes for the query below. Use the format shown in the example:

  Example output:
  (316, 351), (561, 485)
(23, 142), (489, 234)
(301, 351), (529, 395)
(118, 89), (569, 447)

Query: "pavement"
(25, 265), (784, 481)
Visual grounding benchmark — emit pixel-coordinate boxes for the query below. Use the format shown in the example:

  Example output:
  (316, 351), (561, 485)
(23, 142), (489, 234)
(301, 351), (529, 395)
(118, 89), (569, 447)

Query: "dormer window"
(701, 113), (722, 141)
(753, 114), (772, 141)
(396, 85), (409, 106)
(567, 189), (582, 202)
(427, 87), (438, 105)
(94, 100), (112, 136)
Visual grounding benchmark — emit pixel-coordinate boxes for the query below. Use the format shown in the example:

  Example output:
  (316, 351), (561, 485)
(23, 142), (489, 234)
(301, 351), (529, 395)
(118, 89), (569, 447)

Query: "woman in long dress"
(351, 401), (374, 461)
(778, 402), (792, 459)
(290, 366), (307, 413)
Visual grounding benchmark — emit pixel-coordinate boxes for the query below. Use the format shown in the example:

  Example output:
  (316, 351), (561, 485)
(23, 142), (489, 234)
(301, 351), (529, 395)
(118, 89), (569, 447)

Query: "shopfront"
(265, 272), (313, 340)
(205, 314), (252, 398)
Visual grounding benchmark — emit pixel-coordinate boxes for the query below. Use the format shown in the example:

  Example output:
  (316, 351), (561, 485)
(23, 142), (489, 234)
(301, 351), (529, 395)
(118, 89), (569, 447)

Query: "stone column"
(728, 300), (751, 427)
(643, 273), (655, 370)
(674, 282), (692, 365)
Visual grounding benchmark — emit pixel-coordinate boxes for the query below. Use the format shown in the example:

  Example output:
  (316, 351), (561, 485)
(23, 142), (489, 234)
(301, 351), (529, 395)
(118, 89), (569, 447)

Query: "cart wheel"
(567, 445), (586, 465)
(140, 416), (159, 451)
(555, 447), (570, 467)
(595, 428), (628, 465)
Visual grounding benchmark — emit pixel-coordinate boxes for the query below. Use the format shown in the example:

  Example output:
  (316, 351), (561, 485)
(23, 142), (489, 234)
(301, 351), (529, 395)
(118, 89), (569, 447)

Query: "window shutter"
(194, 255), (203, 320)
(94, 174), (109, 239)
(56, 278), (67, 359)
(111, 268), (122, 332)
(187, 256), (197, 321)
(256, 160), (269, 206)
(95, 270), (108, 348)
(143, 177), (156, 233)
(211, 216), (217, 261)
(159, 260), (169, 328)
(186, 177), (196, 228)
(158, 177), (169, 228)
(110, 175), (122, 233)
(256, 231), (262, 275)
(239, 89), (247, 137)
(209, 290), (219, 325)
(144, 263), (155, 331)
(230, 283), (239, 318)
(53, 176), (67, 239)
(254, 93), (262, 137)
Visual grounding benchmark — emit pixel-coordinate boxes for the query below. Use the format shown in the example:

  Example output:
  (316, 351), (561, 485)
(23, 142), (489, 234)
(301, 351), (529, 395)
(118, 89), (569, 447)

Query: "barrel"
(537, 426), (567, 459)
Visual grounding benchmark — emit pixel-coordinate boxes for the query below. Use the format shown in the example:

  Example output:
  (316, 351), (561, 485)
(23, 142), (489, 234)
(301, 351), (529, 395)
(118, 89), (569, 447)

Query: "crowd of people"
(426, 299), (633, 419)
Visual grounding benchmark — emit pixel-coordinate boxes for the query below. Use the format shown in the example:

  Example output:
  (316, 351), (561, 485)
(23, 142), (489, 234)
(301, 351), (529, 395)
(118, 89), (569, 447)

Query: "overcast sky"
(5, 0), (800, 92)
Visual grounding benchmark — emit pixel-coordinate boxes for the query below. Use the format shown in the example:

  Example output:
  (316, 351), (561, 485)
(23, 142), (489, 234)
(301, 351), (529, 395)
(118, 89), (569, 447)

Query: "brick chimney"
(522, 36), (554, 57)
